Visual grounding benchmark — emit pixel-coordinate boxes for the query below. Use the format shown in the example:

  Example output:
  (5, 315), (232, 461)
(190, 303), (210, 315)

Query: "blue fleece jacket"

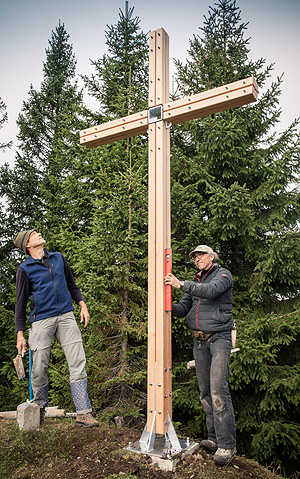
(15, 251), (83, 330)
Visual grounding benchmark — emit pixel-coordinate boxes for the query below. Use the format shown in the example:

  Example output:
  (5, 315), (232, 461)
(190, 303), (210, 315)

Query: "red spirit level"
(165, 248), (172, 312)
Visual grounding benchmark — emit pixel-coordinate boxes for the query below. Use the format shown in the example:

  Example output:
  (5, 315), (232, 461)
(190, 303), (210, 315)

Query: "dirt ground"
(0, 417), (284, 479)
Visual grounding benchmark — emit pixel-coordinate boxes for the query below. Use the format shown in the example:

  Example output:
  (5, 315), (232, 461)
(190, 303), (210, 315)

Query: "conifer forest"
(0, 1), (299, 476)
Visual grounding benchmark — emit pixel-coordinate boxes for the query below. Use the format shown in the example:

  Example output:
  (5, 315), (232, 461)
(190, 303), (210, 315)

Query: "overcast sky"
(0, 0), (299, 167)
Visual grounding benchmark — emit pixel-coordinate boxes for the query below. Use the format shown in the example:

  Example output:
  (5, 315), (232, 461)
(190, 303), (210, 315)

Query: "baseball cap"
(189, 244), (218, 260)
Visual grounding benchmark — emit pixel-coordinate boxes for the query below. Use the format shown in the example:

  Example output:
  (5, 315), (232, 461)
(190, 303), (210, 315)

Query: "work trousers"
(28, 312), (92, 414)
(193, 332), (236, 449)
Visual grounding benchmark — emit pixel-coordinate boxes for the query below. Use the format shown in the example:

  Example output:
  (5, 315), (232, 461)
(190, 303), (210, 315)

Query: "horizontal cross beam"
(79, 110), (148, 148)
(79, 76), (258, 148)
(164, 76), (258, 125)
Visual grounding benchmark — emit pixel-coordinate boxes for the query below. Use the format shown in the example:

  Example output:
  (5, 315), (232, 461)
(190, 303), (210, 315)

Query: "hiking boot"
(200, 439), (218, 453)
(40, 407), (46, 425)
(213, 447), (236, 465)
(76, 412), (99, 428)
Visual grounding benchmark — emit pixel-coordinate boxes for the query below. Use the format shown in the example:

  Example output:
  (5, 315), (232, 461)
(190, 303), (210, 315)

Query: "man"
(14, 229), (98, 427)
(164, 245), (236, 465)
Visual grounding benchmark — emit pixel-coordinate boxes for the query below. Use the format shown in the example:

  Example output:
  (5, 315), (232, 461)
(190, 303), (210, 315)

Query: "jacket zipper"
(195, 264), (215, 330)
(48, 263), (62, 315)
(33, 296), (38, 320)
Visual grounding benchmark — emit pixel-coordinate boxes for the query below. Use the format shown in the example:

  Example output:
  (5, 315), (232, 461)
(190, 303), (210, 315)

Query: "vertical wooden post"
(147, 28), (172, 435)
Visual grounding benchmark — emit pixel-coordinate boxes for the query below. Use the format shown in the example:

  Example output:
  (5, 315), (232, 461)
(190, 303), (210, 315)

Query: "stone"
(114, 416), (125, 427)
(17, 402), (40, 431)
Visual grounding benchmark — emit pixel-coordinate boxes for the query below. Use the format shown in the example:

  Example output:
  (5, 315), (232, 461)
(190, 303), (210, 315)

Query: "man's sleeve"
(181, 269), (233, 299)
(172, 293), (193, 318)
(62, 255), (84, 304)
(15, 268), (30, 332)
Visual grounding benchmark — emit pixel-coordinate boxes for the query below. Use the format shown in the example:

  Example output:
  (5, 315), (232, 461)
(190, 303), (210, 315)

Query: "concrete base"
(17, 402), (40, 431)
(126, 436), (199, 471)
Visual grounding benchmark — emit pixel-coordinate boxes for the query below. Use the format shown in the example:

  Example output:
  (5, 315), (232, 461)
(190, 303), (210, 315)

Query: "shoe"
(76, 412), (99, 428)
(40, 407), (46, 425)
(213, 447), (236, 465)
(200, 439), (218, 453)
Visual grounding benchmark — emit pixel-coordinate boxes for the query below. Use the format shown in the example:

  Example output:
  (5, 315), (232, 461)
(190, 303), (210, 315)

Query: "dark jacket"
(15, 250), (83, 331)
(172, 263), (233, 333)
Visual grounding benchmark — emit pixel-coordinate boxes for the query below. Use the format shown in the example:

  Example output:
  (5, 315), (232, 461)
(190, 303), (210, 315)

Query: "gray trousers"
(28, 312), (92, 414)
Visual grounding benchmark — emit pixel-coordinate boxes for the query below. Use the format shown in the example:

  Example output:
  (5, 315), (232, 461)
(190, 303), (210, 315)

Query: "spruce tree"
(54, 1), (149, 415)
(0, 97), (12, 151)
(0, 98), (14, 309)
(0, 22), (86, 239)
(82, 1), (148, 120)
(171, 0), (300, 474)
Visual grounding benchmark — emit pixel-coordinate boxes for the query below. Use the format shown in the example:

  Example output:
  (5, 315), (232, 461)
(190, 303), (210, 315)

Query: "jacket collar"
(25, 249), (51, 264)
(196, 262), (218, 277)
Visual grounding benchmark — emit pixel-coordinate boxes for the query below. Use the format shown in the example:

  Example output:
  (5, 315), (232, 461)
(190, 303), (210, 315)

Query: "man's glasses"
(192, 252), (208, 260)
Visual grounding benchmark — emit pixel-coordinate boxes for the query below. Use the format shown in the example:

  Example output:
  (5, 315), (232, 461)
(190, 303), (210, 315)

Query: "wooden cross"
(80, 28), (258, 451)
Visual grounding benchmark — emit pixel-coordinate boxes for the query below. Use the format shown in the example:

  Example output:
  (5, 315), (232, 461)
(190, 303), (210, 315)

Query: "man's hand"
(164, 273), (181, 289)
(78, 301), (90, 328)
(16, 331), (27, 355)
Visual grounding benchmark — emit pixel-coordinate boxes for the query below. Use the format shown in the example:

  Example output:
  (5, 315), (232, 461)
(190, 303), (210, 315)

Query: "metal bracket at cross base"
(139, 411), (181, 453)
(126, 411), (199, 471)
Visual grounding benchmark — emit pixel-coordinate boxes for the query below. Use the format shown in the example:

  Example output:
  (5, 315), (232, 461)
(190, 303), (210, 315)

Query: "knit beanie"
(13, 229), (36, 253)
